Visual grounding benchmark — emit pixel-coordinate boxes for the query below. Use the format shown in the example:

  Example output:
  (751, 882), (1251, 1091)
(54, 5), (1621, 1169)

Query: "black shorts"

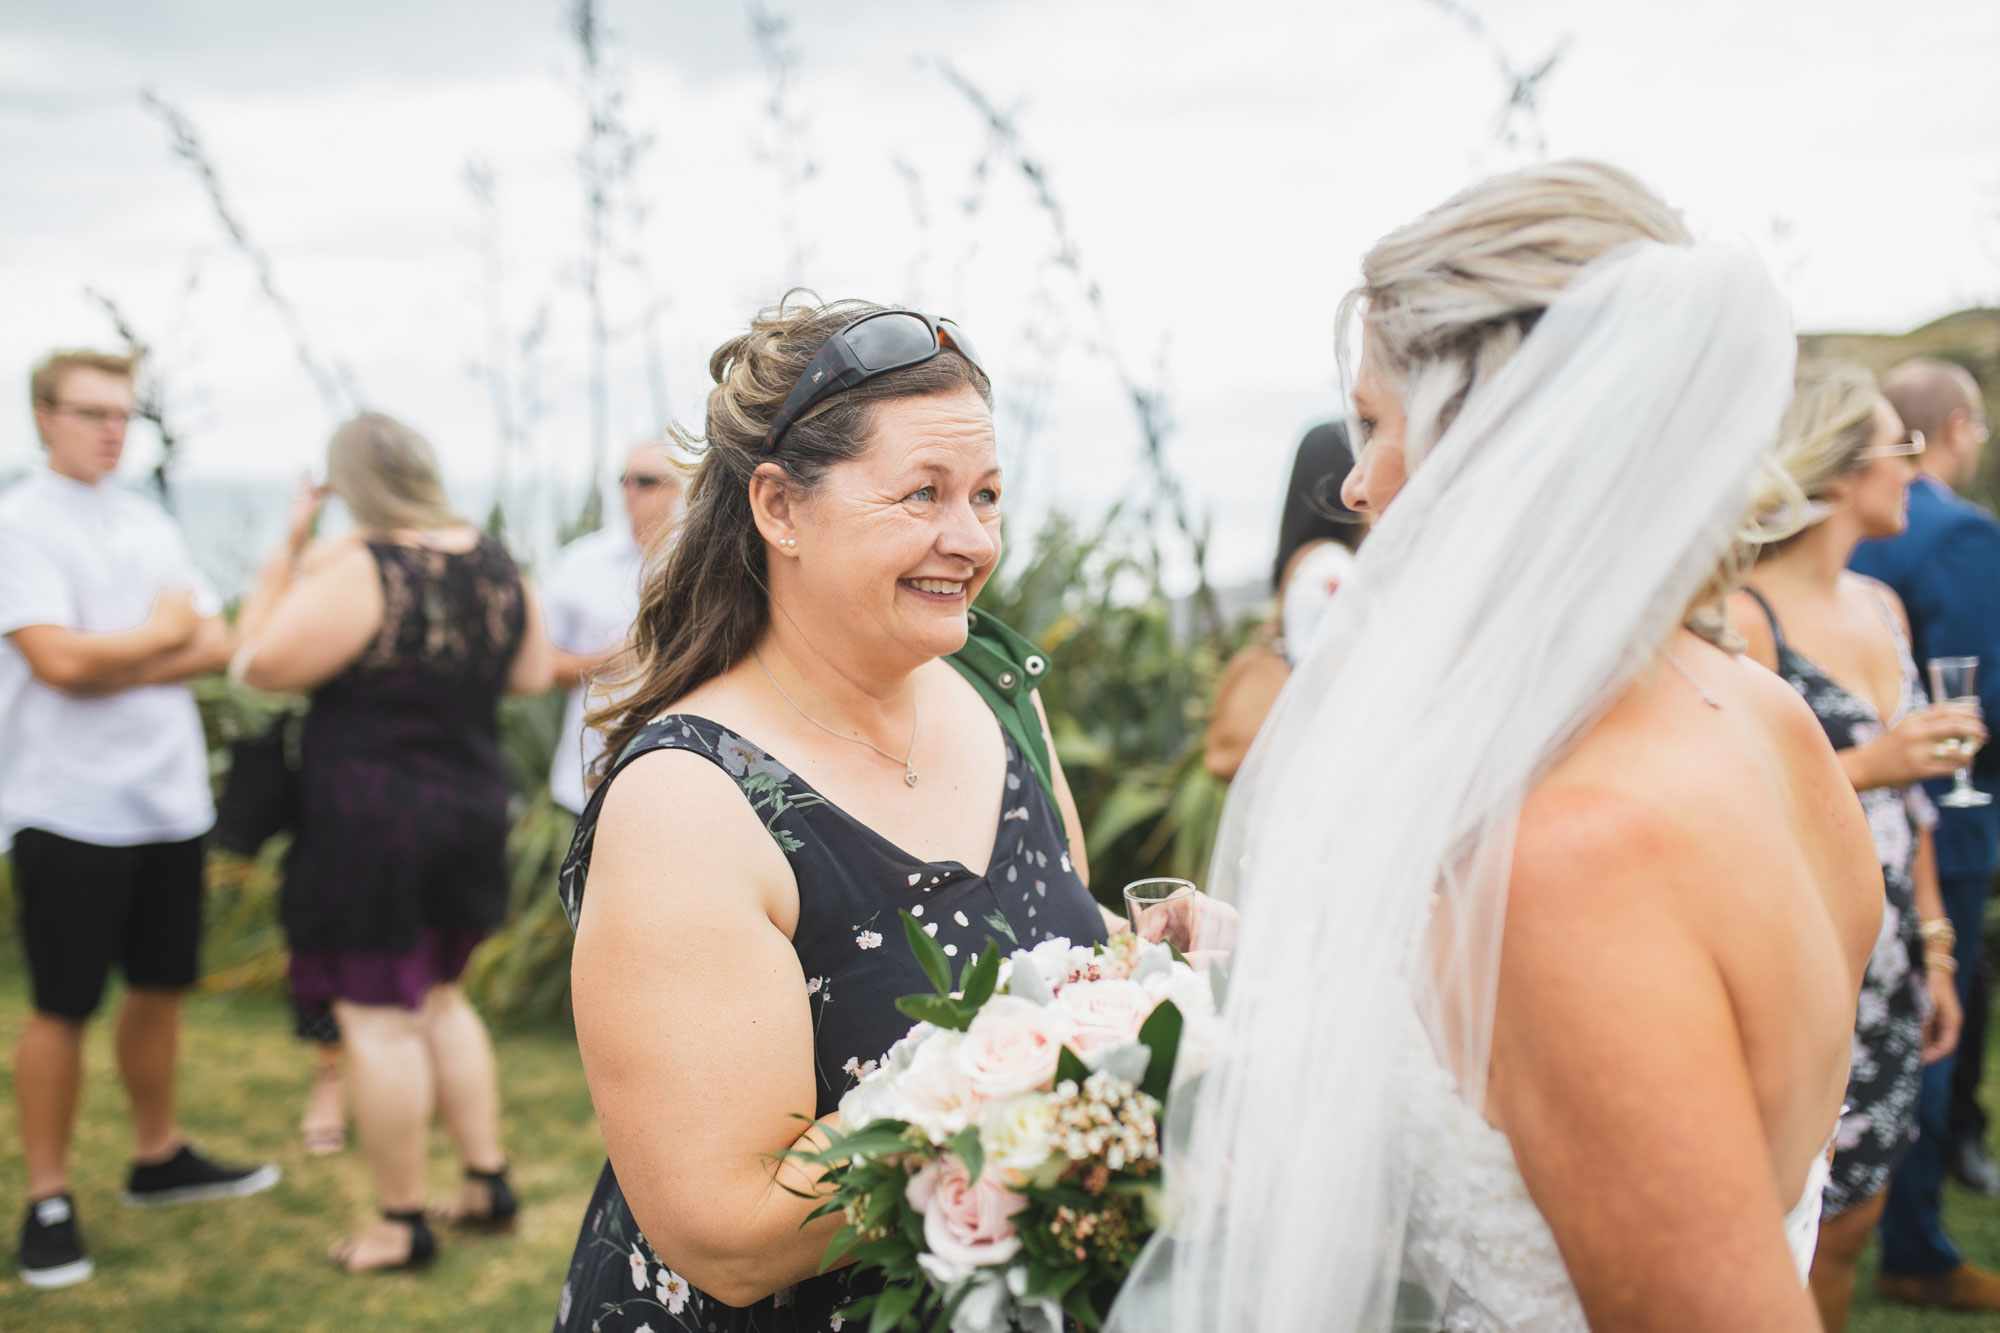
(11, 828), (206, 1020)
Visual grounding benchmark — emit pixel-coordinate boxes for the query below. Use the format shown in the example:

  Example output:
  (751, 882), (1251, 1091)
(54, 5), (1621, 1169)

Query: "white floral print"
(628, 1244), (650, 1291)
(855, 930), (883, 950)
(658, 1268), (690, 1315)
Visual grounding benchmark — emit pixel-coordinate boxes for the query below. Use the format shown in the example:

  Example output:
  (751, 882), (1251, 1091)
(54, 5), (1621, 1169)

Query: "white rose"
(957, 996), (1069, 1100)
(1057, 978), (1156, 1055)
(979, 1092), (1057, 1175)
(1139, 961), (1217, 1024)
(838, 1065), (905, 1129)
(1020, 937), (1081, 989)
(897, 1030), (982, 1142)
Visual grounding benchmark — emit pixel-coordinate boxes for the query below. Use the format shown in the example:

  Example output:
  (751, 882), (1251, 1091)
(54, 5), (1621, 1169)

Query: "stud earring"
(778, 537), (797, 549)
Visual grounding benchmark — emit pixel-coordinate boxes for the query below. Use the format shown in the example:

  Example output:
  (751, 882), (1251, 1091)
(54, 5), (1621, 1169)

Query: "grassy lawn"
(1, 954), (1999, 1329)
(0, 959), (602, 1332)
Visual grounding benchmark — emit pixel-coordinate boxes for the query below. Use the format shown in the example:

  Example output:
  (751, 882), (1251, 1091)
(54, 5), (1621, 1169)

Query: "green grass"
(0, 959), (602, 1332)
(1852, 1102), (2000, 1333)
(2, 952), (1999, 1330)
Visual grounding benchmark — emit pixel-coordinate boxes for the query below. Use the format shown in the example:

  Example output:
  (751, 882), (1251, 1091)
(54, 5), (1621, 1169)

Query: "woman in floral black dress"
(1729, 362), (1975, 1331)
(554, 299), (1118, 1332)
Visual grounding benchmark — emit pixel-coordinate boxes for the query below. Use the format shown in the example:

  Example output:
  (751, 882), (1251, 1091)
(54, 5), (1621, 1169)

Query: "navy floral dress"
(552, 713), (1106, 1333)
(1744, 586), (1936, 1216)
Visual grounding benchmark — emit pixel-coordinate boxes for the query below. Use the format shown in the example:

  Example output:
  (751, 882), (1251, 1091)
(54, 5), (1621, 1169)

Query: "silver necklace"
(1664, 651), (1722, 709)
(754, 650), (920, 786)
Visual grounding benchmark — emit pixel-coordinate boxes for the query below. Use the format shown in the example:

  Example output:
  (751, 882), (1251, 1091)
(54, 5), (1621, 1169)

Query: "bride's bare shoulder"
(1511, 644), (1852, 922)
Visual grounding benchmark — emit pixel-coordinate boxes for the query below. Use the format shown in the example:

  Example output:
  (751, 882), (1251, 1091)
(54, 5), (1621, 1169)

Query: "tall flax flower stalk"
(933, 60), (1218, 636)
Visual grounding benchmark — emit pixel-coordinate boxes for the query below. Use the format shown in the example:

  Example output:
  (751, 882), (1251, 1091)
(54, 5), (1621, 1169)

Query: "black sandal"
(450, 1165), (518, 1233)
(333, 1210), (436, 1272)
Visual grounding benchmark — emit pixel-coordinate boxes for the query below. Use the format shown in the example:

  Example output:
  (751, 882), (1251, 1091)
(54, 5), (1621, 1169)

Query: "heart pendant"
(904, 769), (920, 787)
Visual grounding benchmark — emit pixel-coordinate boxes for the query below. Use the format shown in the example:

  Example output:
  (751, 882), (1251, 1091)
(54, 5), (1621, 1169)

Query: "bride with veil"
(1110, 162), (1884, 1331)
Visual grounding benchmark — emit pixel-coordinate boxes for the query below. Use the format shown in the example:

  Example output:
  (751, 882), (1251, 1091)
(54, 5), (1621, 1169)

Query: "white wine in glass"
(1928, 656), (1992, 809)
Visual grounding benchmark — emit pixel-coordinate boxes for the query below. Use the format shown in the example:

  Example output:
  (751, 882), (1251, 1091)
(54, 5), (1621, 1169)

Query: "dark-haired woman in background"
(233, 412), (553, 1272)
(552, 299), (1120, 1331)
(1203, 420), (1361, 780)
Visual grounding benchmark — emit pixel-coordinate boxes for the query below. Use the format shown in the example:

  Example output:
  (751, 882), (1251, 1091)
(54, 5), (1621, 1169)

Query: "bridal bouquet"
(797, 914), (1220, 1333)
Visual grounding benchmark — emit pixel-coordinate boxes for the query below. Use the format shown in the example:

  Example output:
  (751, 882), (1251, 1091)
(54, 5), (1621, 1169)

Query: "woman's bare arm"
(570, 749), (844, 1306)
(1492, 790), (1822, 1333)
(236, 542), (383, 694)
(506, 582), (556, 695)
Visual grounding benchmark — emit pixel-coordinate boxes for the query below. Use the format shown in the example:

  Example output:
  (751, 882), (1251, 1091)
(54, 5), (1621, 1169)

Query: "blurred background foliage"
(152, 509), (1256, 1027)
(4, 308), (1989, 1029)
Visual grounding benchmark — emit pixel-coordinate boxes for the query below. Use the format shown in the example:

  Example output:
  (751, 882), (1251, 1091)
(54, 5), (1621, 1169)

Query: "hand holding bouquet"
(794, 913), (1222, 1333)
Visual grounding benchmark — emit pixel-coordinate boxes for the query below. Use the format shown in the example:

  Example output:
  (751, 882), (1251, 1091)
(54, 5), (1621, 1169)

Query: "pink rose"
(956, 996), (1070, 1099)
(1057, 979), (1155, 1055)
(906, 1153), (1026, 1269)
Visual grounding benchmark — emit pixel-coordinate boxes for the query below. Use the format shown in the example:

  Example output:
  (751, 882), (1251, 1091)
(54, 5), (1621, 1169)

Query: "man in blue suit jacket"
(1852, 359), (2000, 1310)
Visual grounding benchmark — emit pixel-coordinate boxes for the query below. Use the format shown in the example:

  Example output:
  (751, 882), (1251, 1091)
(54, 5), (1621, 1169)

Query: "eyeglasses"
(1860, 430), (1925, 461)
(620, 472), (677, 491)
(762, 310), (985, 453)
(49, 403), (134, 427)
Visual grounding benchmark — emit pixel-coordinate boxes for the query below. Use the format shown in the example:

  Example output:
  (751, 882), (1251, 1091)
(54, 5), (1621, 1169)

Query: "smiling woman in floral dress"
(551, 298), (1119, 1333)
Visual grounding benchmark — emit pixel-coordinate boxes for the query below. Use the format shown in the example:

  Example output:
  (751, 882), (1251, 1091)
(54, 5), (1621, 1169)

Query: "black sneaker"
(19, 1193), (93, 1289)
(122, 1144), (281, 1207)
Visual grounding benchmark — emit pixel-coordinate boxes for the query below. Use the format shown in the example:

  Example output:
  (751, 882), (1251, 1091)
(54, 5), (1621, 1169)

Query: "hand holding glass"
(1121, 878), (1239, 963)
(1928, 656), (1991, 809)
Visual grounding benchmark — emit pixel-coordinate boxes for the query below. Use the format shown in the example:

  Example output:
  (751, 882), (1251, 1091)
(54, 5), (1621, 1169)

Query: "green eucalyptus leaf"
(869, 1280), (922, 1333)
(1137, 999), (1183, 1100)
(901, 910), (953, 995)
(1056, 1044), (1090, 1088)
(896, 993), (974, 1032)
(947, 1125), (985, 1185)
(958, 937), (1003, 1010)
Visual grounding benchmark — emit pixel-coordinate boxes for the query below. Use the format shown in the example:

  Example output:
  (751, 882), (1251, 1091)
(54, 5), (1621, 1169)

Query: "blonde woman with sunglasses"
(1727, 362), (1983, 1329)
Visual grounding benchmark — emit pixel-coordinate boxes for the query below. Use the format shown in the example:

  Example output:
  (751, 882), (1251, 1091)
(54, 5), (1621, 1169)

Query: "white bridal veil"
(1109, 239), (1796, 1330)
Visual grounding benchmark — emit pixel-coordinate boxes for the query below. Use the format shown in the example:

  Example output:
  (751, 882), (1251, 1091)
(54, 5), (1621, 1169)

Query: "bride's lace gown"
(1396, 1036), (1826, 1331)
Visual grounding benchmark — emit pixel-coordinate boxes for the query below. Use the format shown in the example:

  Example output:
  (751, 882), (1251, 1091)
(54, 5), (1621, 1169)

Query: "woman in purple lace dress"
(234, 412), (553, 1272)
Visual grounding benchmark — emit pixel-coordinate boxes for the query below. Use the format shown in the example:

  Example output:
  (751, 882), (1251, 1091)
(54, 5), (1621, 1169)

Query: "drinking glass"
(1123, 877), (1198, 947)
(1928, 656), (1992, 809)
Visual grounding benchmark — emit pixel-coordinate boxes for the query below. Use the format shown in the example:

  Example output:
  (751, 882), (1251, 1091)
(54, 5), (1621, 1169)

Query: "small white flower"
(856, 930), (884, 950)
(659, 1268), (690, 1314)
(629, 1245), (650, 1291)
(635, 1324), (655, 1333)
(806, 976), (824, 996)
(831, 1315), (846, 1331)
(558, 1282), (573, 1321)
(954, 910), (971, 927)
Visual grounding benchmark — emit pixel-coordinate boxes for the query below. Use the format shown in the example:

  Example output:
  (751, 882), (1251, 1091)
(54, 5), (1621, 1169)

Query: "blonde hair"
(1337, 159), (1797, 647)
(1339, 160), (1691, 464)
(325, 412), (462, 533)
(1757, 362), (1879, 549)
(30, 348), (138, 408)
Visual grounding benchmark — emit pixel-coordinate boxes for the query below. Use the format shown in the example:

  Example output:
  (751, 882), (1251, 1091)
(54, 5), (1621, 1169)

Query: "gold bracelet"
(1921, 917), (1959, 949)
(1928, 953), (1960, 976)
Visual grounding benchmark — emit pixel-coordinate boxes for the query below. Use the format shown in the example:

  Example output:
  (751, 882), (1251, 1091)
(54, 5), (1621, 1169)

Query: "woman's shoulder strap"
(1738, 584), (1787, 656)
(947, 611), (1062, 835)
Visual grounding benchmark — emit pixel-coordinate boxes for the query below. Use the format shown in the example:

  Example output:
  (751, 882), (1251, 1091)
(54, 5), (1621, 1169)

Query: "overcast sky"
(5, 0), (1997, 586)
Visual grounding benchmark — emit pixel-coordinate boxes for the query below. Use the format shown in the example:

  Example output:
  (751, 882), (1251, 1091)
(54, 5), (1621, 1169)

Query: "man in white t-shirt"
(1, 350), (278, 1291)
(543, 439), (683, 813)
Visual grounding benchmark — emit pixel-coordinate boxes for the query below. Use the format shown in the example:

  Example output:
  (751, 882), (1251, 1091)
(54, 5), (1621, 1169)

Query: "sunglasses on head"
(1860, 429), (1925, 461)
(762, 310), (986, 453)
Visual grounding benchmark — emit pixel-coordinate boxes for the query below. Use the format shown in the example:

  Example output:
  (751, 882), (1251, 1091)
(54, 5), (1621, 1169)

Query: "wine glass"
(1927, 657), (1992, 809)
(1123, 877), (1198, 946)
